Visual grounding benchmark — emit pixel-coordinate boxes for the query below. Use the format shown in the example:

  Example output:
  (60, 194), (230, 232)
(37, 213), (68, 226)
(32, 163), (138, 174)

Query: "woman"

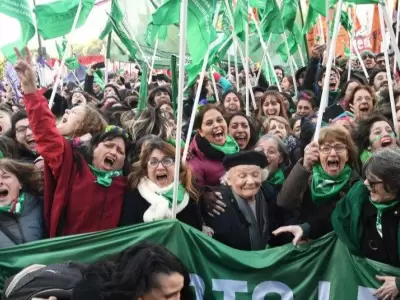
(295, 91), (315, 118)
(281, 76), (294, 94)
(275, 127), (359, 244)
(336, 79), (361, 108)
(69, 90), (97, 108)
(353, 115), (397, 164)
(14, 47), (131, 237)
(345, 85), (376, 122)
(255, 135), (290, 190)
(0, 158), (43, 248)
(221, 91), (242, 114)
(227, 112), (257, 151)
(187, 104), (239, 187)
(263, 116), (291, 141)
(332, 148), (400, 300)
(204, 150), (284, 250)
(147, 85), (172, 107)
(120, 137), (202, 230)
(257, 91), (288, 121)
(291, 117), (302, 138)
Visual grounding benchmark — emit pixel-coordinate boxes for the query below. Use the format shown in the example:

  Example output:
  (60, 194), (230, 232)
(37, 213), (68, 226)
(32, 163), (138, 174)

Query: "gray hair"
(363, 148), (400, 193)
(220, 167), (269, 186)
(256, 134), (289, 165)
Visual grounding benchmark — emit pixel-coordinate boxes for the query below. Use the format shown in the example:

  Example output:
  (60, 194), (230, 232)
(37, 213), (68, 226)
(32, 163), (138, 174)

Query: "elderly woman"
(187, 104), (239, 187)
(221, 91), (243, 114)
(120, 137), (202, 230)
(353, 115), (397, 164)
(255, 135), (290, 189)
(204, 150), (284, 250)
(257, 91), (289, 121)
(263, 116), (291, 141)
(275, 127), (359, 244)
(0, 159), (43, 248)
(14, 47), (131, 237)
(227, 112), (257, 151)
(345, 85), (376, 122)
(332, 148), (400, 300)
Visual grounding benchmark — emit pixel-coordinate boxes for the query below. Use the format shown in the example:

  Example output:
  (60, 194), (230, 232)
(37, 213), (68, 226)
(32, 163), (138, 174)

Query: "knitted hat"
(223, 150), (268, 171)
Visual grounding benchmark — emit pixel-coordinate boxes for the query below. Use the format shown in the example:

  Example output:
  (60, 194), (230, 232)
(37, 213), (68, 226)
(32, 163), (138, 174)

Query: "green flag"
(99, 0), (124, 40)
(260, 0), (284, 35)
(34, 0), (96, 40)
(232, 0), (247, 40)
(137, 63), (148, 113)
(171, 55), (178, 113)
(249, 0), (265, 9)
(277, 33), (298, 62)
(108, 15), (137, 59)
(55, 37), (79, 71)
(0, 220), (400, 299)
(0, 0), (35, 63)
(281, 0), (298, 31)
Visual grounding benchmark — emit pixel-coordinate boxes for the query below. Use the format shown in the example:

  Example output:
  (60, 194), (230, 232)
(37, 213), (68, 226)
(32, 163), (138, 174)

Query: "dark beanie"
(223, 150), (268, 171)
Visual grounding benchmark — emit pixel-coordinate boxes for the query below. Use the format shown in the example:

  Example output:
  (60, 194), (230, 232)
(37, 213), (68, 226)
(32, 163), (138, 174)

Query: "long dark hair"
(81, 242), (194, 300)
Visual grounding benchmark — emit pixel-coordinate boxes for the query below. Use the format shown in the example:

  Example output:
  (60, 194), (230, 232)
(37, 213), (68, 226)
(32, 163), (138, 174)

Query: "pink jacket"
(187, 137), (225, 187)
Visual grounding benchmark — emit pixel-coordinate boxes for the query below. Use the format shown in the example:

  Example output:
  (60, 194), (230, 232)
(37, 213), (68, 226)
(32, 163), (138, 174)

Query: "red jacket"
(24, 91), (127, 237)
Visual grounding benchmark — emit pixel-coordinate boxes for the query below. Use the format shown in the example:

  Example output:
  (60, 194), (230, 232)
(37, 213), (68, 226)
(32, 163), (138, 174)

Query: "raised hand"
(13, 47), (37, 94)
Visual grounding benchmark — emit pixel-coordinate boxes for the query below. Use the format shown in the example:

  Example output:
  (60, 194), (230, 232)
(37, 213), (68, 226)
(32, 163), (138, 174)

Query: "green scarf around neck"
(210, 135), (239, 155)
(89, 165), (123, 187)
(157, 183), (186, 208)
(310, 164), (352, 204)
(168, 138), (185, 149)
(369, 198), (400, 238)
(360, 150), (372, 163)
(0, 192), (26, 214)
(268, 169), (285, 185)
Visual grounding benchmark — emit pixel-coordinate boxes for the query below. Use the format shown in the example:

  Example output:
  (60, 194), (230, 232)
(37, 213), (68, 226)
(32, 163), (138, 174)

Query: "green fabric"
(369, 199), (400, 238)
(56, 37), (79, 71)
(88, 165), (122, 187)
(0, 0), (35, 64)
(1, 220), (400, 298)
(157, 184), (186, 208)
(137, 62), (148, 113)
(99, 0), (123, 40)
(93, 71), (105, 91)
(171, 55), (178, 113)
(281, 0), (298, 31)
(0, 192), (25, 215)
(210, 135), (239, 155)
(268, 169), (285, 185)
(360, 150), (372, 163)
(0, 150), (4, 159)
(168, 138), (185, 149)
(310, 164), (352, 204)
(34, 0), (95, 40)
(329, 90), (341, 100)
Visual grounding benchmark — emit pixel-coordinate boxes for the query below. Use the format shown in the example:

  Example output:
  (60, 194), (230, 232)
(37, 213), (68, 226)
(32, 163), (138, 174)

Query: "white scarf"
(138, 178), (189, 222)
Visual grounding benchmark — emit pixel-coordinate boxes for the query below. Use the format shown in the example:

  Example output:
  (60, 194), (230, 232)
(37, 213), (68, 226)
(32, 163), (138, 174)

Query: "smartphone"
(323, 102), (345, 123)
(92, 62), (105, 69)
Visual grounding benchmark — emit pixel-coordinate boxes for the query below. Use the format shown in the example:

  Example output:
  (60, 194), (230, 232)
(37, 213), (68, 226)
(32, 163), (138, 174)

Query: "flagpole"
(148, 37), (159, 84)
(282, 31), (298, 96)
(394, 0), (400, 75)
(234, 45), (240, 90)
(314, 0), (343, 142)
(210, 67), (220, 103)
(48, 0), (83, 108)
(32, 0), (43, 57)
(171, 0), (188, 219)
(245, 21), (250, 116)
(380, 2), (400, 72)
(318, 17), (326, 44)
(325, 0), (330, 49)
(379, 3), (399, 137)
(347, 6), (356, 81)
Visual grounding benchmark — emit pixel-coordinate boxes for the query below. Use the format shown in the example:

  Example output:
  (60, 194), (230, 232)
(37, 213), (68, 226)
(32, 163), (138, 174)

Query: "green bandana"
(311, 164), (352, 204)
(369, 198), (400, 238)
(329, 89), (340, 100)
(157, 183), (186, 208)
(168, 138), (185, 149)
(89, 165), (123, 187)
(210, 135), (239, 155)
(267, 169), (285, 185)
(0, 192), (26, 214)
(360, 150), (372, 163)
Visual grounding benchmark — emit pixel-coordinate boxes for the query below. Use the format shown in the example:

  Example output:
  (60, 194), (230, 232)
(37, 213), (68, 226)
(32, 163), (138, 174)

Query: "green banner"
(0, 220), (399, 299)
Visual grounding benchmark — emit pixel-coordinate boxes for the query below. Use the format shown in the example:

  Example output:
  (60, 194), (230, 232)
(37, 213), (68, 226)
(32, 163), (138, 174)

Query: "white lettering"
(252, 281), (294, 300)
(190, 274), (205, 300)
(212, 279), (248, 299)
(318, 281), (331, 300)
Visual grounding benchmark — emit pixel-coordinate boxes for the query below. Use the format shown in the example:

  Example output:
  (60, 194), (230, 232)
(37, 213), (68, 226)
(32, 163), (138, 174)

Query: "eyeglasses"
(16, 125), (31, 134)
(365, 179), (383, 191)
(319, 144), (347, 154)
(255, 147), (279, 156)
(148, 157), (175, 168)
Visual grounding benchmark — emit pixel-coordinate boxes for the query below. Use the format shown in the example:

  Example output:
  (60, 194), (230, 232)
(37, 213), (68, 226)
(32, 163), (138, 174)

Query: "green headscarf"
(267, 169), (285, 185)
(89, 165), (123, 187)
(210, 135), (239, 155)
(0, 192), (26, 214)
(369, 199), (400, 237)
(310, 164), (352, 204)
(157, 183), (186, 208)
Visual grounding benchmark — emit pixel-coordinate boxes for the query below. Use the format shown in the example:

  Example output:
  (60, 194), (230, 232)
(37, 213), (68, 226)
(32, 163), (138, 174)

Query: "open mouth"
(380, 81), (388, 88)
(0, 188), (9, 199)
(234, 134), (247, 147)
(155, 173), (168, 185)
(103, 156), (116, 169)
(61, 115), (68, 123)
(26, 137), (36, 149)
(329, 82), (337, 90)
(213, 129), (225, 143)
(327, 159), (340, 172)
(380, 136), (393, 148)
(359, 105), (370, 116)
(268, 110), (276, 116)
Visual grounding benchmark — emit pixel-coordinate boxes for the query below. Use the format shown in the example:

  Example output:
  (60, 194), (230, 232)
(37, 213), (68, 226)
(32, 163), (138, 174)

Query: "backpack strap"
(0, 221), (21, 246)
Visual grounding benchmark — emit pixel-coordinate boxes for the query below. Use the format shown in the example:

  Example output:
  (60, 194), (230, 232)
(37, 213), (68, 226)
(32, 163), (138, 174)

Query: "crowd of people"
(0, 42), (400, 299)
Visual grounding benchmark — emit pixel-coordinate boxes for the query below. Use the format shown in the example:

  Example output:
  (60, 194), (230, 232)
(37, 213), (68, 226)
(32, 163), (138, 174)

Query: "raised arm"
(14, 47), (65, 176)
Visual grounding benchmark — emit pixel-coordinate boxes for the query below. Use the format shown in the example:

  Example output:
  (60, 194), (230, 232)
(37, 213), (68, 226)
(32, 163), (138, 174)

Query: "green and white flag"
(0, 0), (35, 63)
(56, 37), (80, 70)
(34, 0), (96, 40)
(0, 220), (399, 299)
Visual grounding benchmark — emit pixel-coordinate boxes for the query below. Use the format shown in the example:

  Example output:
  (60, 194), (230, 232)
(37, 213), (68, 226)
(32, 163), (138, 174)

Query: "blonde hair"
(128, 139), (199, 200)
(263, 116), (292, 135)
(70, 105), (108, 138)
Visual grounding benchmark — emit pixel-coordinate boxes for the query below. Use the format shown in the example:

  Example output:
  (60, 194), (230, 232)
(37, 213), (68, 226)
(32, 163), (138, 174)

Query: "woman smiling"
(227, 112), (257, 151)
(275, 127), (359, 244)
(257, 91), (288, 120)
(345, 85), (376, 121)
(187, 104), (239, 187)
(120, 137), (202, 230)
